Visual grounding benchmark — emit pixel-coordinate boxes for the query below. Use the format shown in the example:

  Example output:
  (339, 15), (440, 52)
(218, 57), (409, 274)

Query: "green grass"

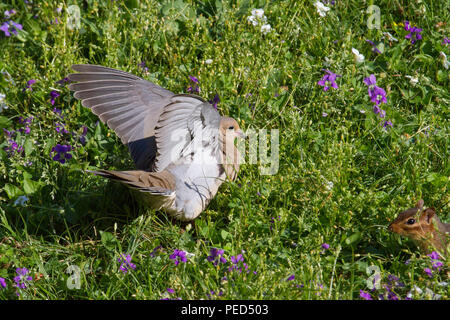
(0, 0), (448, 300)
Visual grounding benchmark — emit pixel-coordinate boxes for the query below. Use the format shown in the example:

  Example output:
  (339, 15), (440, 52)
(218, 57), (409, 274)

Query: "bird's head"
(219, 117), (245, 140)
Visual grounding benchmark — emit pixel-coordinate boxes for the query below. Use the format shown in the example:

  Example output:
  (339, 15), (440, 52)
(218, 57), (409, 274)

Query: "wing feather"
(153, 94), (221, 171)
(68, 64), (175, 170)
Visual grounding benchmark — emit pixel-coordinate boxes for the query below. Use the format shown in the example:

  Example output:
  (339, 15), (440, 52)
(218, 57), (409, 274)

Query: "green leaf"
(23, 176), (42, 195)
(0, 116), (11, 129)
(345, 232), (361, 246)
(125, 0), (139, 9)
(3, 184), (24, 199)
(221, 229), (229, 240)
(100, 231), (118, 251)
(436, 70), (446, 82)
(24, 138), (34, 156)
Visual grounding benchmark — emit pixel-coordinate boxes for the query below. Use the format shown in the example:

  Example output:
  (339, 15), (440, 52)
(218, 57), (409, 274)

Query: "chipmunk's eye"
(406, 218), (416, 225)
(228, 126), (235, 130)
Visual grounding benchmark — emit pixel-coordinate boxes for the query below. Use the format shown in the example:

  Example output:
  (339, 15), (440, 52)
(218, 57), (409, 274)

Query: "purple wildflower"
(3, 128), (14, 137)
(427, 251), (441, 260)
(51, 144), (73, 164)
(386, 274), (400, 286)
(387, 290), (398, 300)
(369, 86), (387, 106)
(321, 243), (330, 250)
(56, 77), (72, 86)
(269, 215), (281, 230)
(187, 75), (200, 94)
(209, 94), (220, 110)
(55, 122), (69, 134)
(207, 248), (227, 266)
(167, 288), (175, 294)
(5, 9), (17, 17)
(317, 69), (341, 91)
(53, 107), (63, 118)
(18, 116), (33, 125)
(322, 112), (328, 117)
(14, 268), (33, 291)
(50, 90), (60, 105)
(118, 254), (136, 273)
(19, 126), (31, 134)
(78, 125), (88, 145)
(149, 245), (163, 258)
(5, 139), (23, 155)
(428, 251), (443, 271)
(138, 61), (149, 72)
(360, 290), (372, 300)
(382, 120), (393, 130)
(206, 290), (224, 299)
(230, 254), (244, 264)
(9, 21), (22, 35)
(23, 79), (36, 92)
(228, 253), (249, 273)
(169, 249), (187, 266)
(366, 40), (382, 54)
(0, 22), (10, 36)
(431, 260), (443, 270)
(363, 74), (377, 87)
(443, 37), (450, 45)
(404, 21), (422, 44)
(287, 274), (295, 281)
(424, 268), (433, 278)
(0, 277), (6, 289)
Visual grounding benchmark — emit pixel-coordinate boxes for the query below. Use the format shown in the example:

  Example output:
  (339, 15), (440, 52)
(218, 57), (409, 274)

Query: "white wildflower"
(1, 70), (15, 84)
(439, 51), (449, 69)
(247, 8), (267, 26)
(405, 75), (419, 86)
(261, 24), (272, 35)
(251, 8), (265, 19)
(351, 48), (365, 63)
(314, 1), (330, 17)
(247, 15), (258, 26)
(66, 5), (81, 30)
(382, 32), (398, 42)
(425, 288), (441, 300)
(14, 195), (29, 207)
(205, 59), (213, 65)
(0, 93), (7, 112)
(325, 180), (333, 191)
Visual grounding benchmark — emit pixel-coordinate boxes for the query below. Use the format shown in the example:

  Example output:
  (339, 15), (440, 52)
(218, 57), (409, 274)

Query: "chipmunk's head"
(388, 199), (437, 241)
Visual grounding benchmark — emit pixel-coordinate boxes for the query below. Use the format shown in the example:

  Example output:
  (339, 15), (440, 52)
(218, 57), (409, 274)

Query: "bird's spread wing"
(88, 169), (176, 195)
(153, 94), (221, 171)
(68, 64), (174, 170)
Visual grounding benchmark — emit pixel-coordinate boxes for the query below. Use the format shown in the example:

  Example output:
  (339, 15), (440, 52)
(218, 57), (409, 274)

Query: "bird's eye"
(228, 126), (234, 130)
(406, 218), (416, 225)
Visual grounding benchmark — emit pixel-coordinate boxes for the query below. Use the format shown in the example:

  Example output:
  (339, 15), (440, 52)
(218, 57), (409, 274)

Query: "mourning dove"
(68, 64), (244, 221)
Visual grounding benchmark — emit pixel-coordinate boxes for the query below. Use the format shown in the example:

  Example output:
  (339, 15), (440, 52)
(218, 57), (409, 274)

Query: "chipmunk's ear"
(420, 208), (435, 224)
(415, 199), (424, 209)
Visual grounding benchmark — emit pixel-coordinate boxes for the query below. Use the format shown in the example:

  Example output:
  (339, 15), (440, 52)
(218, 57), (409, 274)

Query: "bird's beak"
(236, 129), (246, 139)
